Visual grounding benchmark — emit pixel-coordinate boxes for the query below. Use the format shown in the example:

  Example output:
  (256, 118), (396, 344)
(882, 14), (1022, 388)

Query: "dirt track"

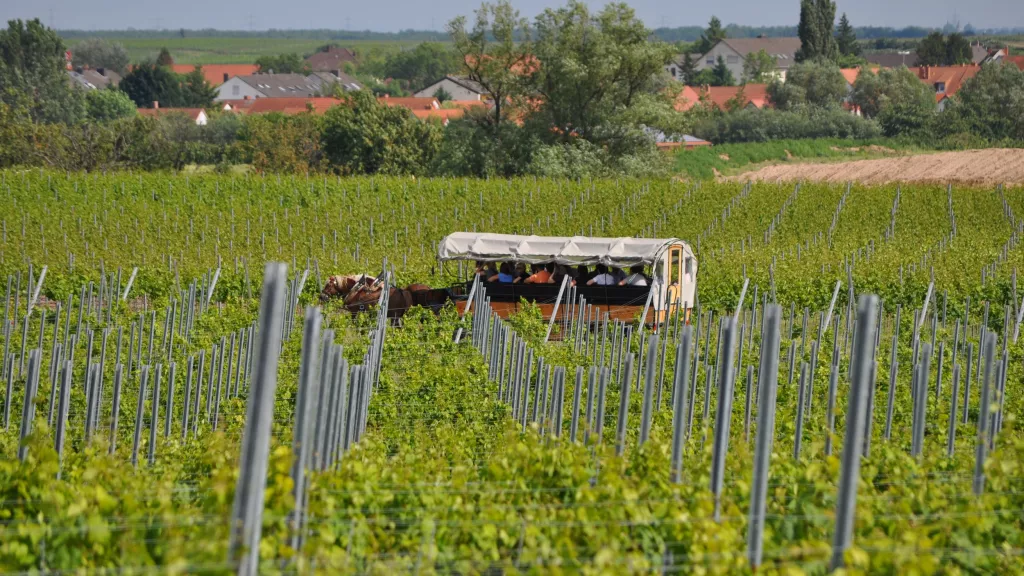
(724, 148), (1024, 186)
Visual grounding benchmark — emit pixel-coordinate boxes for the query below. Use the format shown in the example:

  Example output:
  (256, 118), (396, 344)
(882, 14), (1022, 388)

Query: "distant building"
(668, 38), (802, 82)
(377, 96), (440, 110)
(171, 64), (259, 87)
(137, 104), (208, 125)
(909, 65), (981, 111)
(67, 67), (121, 90)
(215, 73), (360, 101)
(305, 46), (357, 75)
(864, 52), (915, 68)
(414, 76), (487, 101)
(307, 71), (363, 93)
(221, 97), (344, 115)
(674, 84), (769, 112)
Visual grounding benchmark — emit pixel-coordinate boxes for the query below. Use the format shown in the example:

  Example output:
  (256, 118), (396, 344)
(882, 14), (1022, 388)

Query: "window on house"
(727, 55), (739, 64)
(934, 81), (946, 93)
(232, 84), (240, 96)
(706, 58), (714, 65)
(670, 67), (677, 77)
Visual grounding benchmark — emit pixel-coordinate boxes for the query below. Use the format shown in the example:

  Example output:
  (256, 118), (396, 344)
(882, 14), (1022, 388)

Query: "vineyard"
(1, 169), (1023, 574)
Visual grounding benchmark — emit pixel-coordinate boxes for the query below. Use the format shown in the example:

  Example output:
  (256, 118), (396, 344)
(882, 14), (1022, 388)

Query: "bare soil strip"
(723, 148), (1024, 186)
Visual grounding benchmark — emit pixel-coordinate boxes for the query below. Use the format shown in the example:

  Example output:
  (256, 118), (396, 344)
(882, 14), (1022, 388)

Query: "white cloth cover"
(438, 232), (696, 269)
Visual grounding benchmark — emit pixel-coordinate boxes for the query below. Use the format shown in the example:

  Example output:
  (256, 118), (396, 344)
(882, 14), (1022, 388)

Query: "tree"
(0, 19), (84, 124)
(940, 63), (1024, 141)
(119, 62), (183, 108)
(945, 33), (972, 65)
(383, 43), (461, 91)
(690, 68), (718, 87)
(835, 13), (860, 57)
(796, 0), (838, 62)
(527, 1), (673, 144)
(433, 86), (453, 103)
(71, 38), (130, 74)
(254, 53), (311, 74)
(156, 48), (174, 67)
(711, 55), (736, 86)
(851, 66), (933, 119)
(742, 49), (777, 82)
(723, 84), (748, 112)
(679, 52), (697, 85)
(85, 89), (137, 122)
(448, 0), (532, 132)
(179, 67), (217, 107)
(321, 89), (441, 174)
(695, 16), (726, 55)
(916, 32), (947, 65)
(767, 59), (845, 109)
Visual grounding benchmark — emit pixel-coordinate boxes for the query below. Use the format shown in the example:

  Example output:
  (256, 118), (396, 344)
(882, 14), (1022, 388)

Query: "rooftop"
(236, 73), (325, 98)
(172, 64), (258, 87)
(674, 84), (769, 112)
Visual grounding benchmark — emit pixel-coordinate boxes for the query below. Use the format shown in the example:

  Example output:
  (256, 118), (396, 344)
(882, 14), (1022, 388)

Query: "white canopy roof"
(438, 232), (695, 268)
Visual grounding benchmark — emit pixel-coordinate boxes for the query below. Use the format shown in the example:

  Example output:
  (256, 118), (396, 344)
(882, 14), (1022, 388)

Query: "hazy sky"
(2, 0), (1021, 32)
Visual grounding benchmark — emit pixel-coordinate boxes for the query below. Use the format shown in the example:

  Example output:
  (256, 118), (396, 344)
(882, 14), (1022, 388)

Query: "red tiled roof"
(464, 54), (540, 75)
(305, 46), (357, 72)
(840, 68), (860, 85)
(378, 96), (439, 110)
(172, 64), (259, 86)
(222, 97), (343, 115)
(137, 107), (205, 121)
(674, 84), (769, 112)
(411, 109), (466, 125)
(447, 100), (486, 109)
(908, 65), (981, 99)
(1003, 56), (1024, 70)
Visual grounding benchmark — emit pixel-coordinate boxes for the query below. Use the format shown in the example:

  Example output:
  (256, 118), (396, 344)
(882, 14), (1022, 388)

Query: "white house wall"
(414, 78), (482, 101)
(214, 77), (264, 101)
(695, 43), (745, 80)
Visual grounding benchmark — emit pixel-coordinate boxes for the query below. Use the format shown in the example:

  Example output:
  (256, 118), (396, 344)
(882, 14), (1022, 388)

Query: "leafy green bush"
(321, 90), (442, 175)
(693, 106), (882, 143)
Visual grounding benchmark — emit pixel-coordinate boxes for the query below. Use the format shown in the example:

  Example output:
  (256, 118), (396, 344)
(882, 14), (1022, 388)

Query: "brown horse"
(341, 283), (414, 319)
(323, 275), (451, 319)
(321, 274), (377, 303)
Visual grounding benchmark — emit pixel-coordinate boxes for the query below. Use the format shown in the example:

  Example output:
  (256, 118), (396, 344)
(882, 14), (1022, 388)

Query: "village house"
(220, 97), (344, 115)
(910, 65), (981, 111)
(673, 84), (769, 112)
(137, 102), (208, 125)
(171, 64), (259, 87)
(414, 75), (487, 101)
(67, 67), (121, 90)
(214, 72), (361, 101)
(668, 38), (802, 82)
(305, 46), (358, 75)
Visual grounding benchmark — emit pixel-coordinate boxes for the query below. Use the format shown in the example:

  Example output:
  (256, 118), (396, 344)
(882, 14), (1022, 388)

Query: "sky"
(2, 0), (1021, 32)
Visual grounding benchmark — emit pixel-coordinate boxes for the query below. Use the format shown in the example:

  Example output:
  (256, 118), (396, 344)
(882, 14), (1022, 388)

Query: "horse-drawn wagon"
(437, 232), (698, 326)
(321, 233), (698, 329)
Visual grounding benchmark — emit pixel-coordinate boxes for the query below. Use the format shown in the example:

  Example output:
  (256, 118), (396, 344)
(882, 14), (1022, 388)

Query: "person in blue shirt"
(492, 262), (515, 283)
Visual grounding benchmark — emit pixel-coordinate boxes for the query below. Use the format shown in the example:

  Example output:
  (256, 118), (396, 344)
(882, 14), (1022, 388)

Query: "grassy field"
(63, 36), (432, 64)
(674, 138), (924, 179)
